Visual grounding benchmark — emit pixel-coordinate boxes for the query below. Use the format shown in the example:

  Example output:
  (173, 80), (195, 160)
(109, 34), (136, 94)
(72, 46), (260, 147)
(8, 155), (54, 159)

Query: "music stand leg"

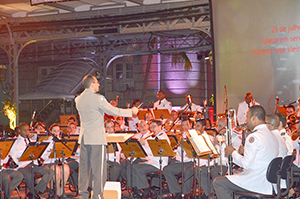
(129, 151), (134, 199)
(197, 156), (201, 199)
(158, 148), (164, 199)
(60, 150), (67, 198)
(207, 154), (211, 198)
(0, 153), (2, 199)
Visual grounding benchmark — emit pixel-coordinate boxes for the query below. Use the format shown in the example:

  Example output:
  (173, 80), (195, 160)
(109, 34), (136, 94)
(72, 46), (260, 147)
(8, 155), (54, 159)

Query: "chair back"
(281, 155), (293, 180)
(266, 157), (282, 183)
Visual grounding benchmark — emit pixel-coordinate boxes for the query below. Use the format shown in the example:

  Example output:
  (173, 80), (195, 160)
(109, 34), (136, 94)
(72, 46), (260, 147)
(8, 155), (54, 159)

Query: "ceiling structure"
(0, 0), (212, 123)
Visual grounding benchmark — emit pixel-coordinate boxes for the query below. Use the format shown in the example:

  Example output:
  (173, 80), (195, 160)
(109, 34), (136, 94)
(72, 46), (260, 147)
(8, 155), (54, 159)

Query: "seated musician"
(42, 123), (70, 197)
(1, 125), (24, 199)
(213, 105), (279, 199)
(127, 119), (170, 197)
(277, 113), (294, 155)
(115, 116), (130, 131)
(181, 95), (202, 113)
(196, 116), (241, 198)
(265, 114), (288, 158)
(128, 99), (141, 131)
(9, 122), (54, 199)
(105, 119), (122, 181)
(120, 120), (151, 182)
(164, 110), (181, 131)
(34, 122), (47, 135)
(144, 112), (154, 124)
(163, 118), (194, 198)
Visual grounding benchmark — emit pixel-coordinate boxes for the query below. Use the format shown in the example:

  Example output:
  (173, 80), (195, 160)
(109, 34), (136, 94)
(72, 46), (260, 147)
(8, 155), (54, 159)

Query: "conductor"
(75, 74), (139, 199)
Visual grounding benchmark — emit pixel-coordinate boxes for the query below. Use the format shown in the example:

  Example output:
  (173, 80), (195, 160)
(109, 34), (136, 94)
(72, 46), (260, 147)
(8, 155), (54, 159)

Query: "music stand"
(148, 139), (175, 199)
(153, 109), (170, 120)
(19, 142), (49, 162)
(49, 140), (77, 198)
(167, 135), (178, 149)
(48, 140), (77, 159)
(0, 139), (16, 160)
(62, 134), (79, 140)
(137, 109), (153, 120)
(19, 142), (49, 197)
(119, 139), (147, 198)
(37, 134), (50, 142)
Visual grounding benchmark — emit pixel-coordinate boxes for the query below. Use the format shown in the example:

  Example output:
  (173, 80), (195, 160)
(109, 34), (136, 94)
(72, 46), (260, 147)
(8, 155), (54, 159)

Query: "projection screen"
(212, 0), (300, 114)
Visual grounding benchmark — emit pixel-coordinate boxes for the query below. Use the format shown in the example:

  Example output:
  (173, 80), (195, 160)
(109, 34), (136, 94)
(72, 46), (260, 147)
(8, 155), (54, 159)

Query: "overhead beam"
(0, 11), (12, 18)
(1, 0), (29, 3)
(44, 3), (75, 12)
(127, 0), (143, 5)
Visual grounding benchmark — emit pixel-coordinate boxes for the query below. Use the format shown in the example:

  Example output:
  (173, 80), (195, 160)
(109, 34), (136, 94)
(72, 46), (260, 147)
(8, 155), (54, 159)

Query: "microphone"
(187, 95), (192, 110)
(29, 109), (37, 128)
(275, 95), (279, 102)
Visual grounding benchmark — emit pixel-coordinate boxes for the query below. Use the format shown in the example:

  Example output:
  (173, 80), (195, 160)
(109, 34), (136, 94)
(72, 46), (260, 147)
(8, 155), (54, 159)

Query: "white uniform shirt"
(271, 129), (288, 158)
(227, 124), (279, 195)
(153, 98), (172, 112)
(10, 135), (38, 168)
(237, 101), (260, 125)
(181, 103), (202, 112)
(279, 129), (293, 155)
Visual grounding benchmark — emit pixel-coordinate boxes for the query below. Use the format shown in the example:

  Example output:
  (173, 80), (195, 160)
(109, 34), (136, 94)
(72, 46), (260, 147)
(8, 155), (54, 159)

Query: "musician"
(105, 119), (122, 181)
(163, 118), (193, 198)
(277, 113), (294, 155)
(67, 122), (79, 135)
(193, 116), (237, 198)
(128, 99), (141, 131)
(67, 116), (81, 133)
(181, 95), (202, 112)
(213, 105), (279, 199)
(0, 170), (23, 199)
(265, 114), (288, 157)
(237, 93), (260, 125)
(127, 119), (170, 197)
(153, 90), (172, 112)
(75, 74), (138, 199)
(9, 122), (54, 199)
(286, 105), (295, 118)
(34, 122), (47, 135)
(120, 120), (151, 181)
(42, 123), (70, 197)
(144, 112), (154, 123)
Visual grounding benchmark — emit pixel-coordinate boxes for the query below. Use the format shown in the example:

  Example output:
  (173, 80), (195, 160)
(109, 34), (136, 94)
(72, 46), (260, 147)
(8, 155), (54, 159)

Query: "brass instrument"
(227, 108), (238, 175)
(286, 113), (300, 140)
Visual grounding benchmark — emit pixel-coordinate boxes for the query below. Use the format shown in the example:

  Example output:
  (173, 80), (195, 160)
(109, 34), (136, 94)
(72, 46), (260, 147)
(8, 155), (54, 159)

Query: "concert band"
(1, 90), (300, 199)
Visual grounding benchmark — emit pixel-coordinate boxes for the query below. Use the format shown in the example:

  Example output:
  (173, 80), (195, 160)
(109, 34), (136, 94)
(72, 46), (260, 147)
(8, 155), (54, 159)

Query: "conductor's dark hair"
(249, 105), (265, 121)
(276, 113), (287, 127)
(82, 74), (95, 88)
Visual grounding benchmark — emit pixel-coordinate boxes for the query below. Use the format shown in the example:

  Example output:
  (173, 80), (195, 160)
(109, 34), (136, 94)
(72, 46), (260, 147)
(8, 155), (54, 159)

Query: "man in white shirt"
(127, 119), (170, 197)
(213, 105), (279, 199)
(266, 114), (288, 158)
(181, 95), (202, 113)
(153, 90), (172, 112)
(277, 113), (294, 155)
(237, 93), (260, 125)
(10, 122), (54, 199)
